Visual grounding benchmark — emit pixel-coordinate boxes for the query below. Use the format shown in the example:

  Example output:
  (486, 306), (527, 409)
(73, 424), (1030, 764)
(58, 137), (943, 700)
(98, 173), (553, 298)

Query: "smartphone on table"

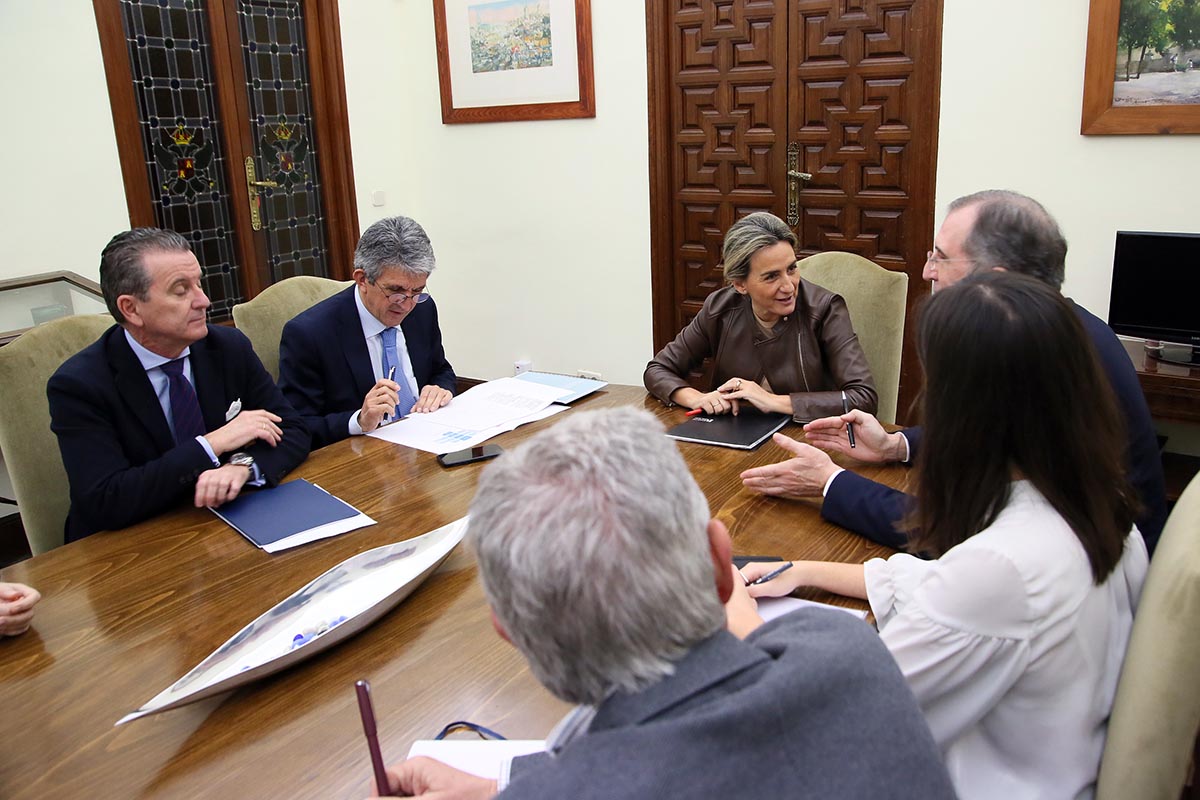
(437, 444), (503, 467)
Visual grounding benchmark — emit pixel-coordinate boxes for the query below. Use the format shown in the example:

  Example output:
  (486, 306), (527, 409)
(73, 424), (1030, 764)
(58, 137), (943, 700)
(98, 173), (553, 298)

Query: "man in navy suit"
(741, 190), (1168, 555)
(278, 216), (456, 449)
(48, 228), (310, 543)
(374, 408), (955, 799)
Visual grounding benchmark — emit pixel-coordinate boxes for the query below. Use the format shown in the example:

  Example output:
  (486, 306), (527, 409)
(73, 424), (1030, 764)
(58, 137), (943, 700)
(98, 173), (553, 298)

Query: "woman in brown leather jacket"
(643, 212), (877, 422)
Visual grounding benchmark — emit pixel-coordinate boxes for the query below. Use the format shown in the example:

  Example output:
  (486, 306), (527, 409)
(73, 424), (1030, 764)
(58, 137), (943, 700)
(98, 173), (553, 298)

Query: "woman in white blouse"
(738, 272), (1148, 800)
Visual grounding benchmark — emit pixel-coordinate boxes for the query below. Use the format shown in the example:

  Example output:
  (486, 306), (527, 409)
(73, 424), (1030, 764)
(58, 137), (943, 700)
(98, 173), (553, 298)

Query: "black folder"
(665, 410), (790, 450)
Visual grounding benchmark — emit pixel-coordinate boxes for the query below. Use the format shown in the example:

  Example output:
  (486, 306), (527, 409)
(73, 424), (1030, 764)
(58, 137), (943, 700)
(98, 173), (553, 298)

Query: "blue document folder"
(211, 479), (360, 548)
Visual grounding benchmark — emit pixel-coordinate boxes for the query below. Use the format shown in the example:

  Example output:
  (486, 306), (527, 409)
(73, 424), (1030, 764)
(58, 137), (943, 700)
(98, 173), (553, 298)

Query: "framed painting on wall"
(432, 0), (595, 124)
(1081, 0), (1200, 134)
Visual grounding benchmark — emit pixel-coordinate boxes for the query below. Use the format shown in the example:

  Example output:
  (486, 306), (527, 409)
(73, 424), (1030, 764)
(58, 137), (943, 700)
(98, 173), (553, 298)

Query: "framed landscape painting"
(433, 0), (595, 124)
(1082, 0), (1200, 134)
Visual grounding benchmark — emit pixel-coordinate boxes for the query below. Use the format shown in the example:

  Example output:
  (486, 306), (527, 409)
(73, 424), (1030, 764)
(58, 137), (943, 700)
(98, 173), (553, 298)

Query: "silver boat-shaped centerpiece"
(117, 517), (468, 725)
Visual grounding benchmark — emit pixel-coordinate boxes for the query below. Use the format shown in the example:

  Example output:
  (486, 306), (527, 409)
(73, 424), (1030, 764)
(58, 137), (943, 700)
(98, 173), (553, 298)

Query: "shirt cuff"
(821, 467), (847, 497)
(496, 756), (514, 792)
(898, 432), (912, 464)
(246, 463), (265, 487)
(194, 435), (219, 467)
(348, 410), (365, 436)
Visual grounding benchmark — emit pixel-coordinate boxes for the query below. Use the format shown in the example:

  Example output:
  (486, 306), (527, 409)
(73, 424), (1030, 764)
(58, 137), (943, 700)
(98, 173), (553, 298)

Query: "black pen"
(748, 561), (793, 586)
(841, 390), (856, 449)
(355, 679), (391, 795)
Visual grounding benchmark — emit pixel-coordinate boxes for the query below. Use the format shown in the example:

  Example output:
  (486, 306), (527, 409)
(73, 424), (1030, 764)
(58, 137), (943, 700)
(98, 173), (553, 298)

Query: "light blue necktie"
(380, 327), (418, 418)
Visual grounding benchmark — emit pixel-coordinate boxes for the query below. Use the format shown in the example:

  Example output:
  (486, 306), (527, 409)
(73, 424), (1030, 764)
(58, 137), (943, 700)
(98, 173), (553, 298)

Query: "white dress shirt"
(864, 481), (1147, 800)
(348, 288), (421, 435)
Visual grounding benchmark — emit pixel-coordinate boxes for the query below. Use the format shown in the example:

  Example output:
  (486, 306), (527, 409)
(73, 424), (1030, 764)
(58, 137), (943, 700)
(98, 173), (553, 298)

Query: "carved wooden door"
(647, 0), (942, 420)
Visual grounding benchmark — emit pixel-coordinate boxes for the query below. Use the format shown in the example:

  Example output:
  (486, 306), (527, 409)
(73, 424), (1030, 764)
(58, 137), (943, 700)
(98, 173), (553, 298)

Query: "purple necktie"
(160, 358), (206, 444)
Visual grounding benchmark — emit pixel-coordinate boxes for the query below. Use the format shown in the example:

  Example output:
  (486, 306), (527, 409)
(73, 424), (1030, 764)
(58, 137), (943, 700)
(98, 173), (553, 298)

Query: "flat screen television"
(1107, 231), (1200, 364)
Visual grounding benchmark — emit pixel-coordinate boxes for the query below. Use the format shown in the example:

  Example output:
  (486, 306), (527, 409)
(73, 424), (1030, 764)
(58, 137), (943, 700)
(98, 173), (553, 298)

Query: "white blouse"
(865, 481), (1147, 800)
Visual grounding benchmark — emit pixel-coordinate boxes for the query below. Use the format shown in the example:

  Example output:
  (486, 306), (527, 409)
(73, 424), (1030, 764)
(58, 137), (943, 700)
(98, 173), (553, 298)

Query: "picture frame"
(1081, 0), (1200, 134)
(432, 0), (595, 124)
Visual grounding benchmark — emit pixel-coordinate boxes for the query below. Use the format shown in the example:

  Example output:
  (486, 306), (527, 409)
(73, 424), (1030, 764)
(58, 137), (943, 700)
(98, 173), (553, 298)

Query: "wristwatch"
(229, 452), (255, 472)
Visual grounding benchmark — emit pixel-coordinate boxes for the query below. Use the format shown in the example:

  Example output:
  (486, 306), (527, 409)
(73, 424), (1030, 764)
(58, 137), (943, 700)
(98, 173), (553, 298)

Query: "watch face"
(230, 453), (254, 467)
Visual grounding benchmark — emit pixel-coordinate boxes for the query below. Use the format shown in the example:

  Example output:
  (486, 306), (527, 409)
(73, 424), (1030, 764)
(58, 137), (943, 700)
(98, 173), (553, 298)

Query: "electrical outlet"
(577, 370), (602, 380)
(514, 359), (532, 375)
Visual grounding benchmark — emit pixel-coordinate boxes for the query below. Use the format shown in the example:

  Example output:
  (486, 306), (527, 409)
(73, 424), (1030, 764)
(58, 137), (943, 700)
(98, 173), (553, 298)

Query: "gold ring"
(735, 379), (742, 389)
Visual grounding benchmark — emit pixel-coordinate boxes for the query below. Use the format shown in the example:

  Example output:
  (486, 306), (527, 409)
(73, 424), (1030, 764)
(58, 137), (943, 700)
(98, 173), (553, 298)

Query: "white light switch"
(371, 190), (386, 207)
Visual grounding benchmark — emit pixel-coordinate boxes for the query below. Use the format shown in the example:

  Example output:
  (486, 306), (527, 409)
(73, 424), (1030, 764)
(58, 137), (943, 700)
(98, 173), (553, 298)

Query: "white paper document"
(369, 378), (570, 454)
(407, 740), (547, 779)
(756, 595), (869, 623)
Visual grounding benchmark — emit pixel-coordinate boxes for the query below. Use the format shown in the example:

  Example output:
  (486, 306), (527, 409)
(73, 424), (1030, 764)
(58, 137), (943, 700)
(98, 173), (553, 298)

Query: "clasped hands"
(361, 380), (453, 431)
(679, 377), (791, 416)
(740, 409), (906, 499)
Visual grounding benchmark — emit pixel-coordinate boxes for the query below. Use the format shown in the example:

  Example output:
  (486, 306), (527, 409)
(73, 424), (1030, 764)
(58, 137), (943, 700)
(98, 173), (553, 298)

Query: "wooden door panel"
(787, 0), (941, 418)
(669, 0), (789, 336)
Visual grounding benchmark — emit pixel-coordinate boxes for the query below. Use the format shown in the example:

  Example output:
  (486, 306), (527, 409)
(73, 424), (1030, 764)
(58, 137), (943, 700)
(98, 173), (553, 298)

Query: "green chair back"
(798, 252), (908, 424)
(231, 276), (350, 380)
(0, 314), (114, 554)
(1096, 473), (1200, 800)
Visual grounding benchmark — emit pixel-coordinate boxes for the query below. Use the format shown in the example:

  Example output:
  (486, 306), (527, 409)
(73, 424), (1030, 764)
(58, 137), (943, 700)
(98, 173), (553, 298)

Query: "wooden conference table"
(0, 385), (905, 799)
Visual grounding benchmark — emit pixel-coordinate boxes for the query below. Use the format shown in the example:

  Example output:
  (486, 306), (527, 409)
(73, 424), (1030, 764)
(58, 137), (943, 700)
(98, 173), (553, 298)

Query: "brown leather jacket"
(643, 282), (877, 422)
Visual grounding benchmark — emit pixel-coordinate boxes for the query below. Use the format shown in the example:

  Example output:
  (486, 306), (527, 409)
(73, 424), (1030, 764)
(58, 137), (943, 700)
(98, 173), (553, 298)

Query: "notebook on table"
(665, 409), (790, 450)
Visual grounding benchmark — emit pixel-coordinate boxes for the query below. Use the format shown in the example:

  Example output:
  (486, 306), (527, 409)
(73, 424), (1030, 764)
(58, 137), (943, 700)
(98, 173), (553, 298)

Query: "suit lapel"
(189, 330), (229, 433)
(107, 329), (176, 453)
(336, 287), (377, 395)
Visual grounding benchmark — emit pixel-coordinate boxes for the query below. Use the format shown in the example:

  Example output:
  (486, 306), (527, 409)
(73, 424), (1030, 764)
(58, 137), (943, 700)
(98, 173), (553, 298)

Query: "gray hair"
(354, 216), (436, 282)
(949, 190), (1068, 290)
(99, 227), (192, 324)
(721, 211), (798, 282)
(467, 407), (725, 706)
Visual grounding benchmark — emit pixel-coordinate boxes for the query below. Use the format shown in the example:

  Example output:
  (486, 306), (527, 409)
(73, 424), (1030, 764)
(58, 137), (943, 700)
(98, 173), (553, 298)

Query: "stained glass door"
(95, 0), (358, 322)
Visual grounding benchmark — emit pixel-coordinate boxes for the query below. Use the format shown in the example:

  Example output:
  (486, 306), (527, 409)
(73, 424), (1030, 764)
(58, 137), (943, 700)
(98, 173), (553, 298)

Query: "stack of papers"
(369, 377), (575, 454)
(211, 479), (375, 553)
(514, 371), (608, 403)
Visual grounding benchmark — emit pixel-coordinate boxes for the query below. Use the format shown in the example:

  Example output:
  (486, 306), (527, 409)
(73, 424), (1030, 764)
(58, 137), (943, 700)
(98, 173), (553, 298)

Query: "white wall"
(339, 0), (652, 384)
(0, 1), (128, 283)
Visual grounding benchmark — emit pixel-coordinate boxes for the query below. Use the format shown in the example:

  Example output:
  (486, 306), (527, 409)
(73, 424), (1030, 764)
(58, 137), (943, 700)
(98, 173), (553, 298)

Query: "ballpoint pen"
(841, 390), (856, 449)
(355, 679), (391, 795)
(747, 561), (793, 586)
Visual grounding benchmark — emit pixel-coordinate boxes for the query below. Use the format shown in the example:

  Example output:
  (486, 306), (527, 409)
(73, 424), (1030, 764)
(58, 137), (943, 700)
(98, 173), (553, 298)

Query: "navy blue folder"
(211, 479), (360, 548)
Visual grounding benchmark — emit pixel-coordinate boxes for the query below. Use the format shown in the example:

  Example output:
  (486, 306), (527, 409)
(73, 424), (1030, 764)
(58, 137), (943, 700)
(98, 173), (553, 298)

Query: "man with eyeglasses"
(279, 216), (456, 449)
(740, 190), (1168, 556)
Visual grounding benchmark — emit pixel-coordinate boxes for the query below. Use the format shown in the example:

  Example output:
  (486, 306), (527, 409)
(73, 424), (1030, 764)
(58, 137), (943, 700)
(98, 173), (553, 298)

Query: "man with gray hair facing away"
(279, 216), (456, 449)
(373, 408), (955, 799)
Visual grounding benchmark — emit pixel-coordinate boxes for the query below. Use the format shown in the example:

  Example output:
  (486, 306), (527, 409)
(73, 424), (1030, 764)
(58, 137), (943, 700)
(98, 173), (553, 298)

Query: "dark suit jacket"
(277, 286), (456, 449)
(47, 324), (310, 543)
(822, 300), (1168, 555)
(503, 609), (956, 799)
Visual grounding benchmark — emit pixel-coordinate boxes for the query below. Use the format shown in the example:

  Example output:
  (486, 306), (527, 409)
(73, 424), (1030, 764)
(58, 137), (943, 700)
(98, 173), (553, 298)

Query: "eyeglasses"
(372, 281), (429, 304)
(925, 250), (975, 265)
